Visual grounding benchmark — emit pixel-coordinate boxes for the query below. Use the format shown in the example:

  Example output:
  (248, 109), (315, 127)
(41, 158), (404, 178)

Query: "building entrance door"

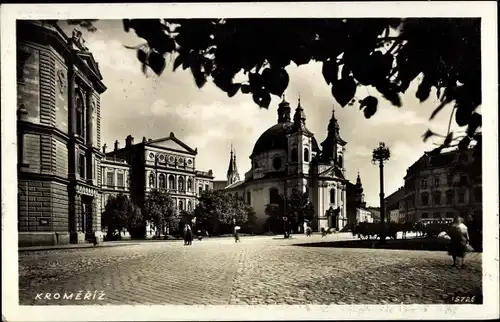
(82, 196), (93, 240)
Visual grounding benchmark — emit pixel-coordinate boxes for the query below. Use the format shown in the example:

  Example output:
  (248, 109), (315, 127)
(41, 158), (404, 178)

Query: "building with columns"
(220, 96), (351, 233)
(17, 21), (106, 246)
(102, 133), (214, 224)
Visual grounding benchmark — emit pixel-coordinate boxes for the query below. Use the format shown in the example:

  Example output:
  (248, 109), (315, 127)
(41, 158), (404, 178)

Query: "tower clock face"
(273, 157), (282, 170)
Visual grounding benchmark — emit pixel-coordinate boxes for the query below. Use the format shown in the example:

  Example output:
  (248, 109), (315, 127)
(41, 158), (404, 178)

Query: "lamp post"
(372, 142), (391, 242)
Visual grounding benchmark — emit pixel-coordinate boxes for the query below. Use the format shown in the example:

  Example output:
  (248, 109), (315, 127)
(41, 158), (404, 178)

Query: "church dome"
(250, 122), (320, 158)
(251, 122), (294, 158)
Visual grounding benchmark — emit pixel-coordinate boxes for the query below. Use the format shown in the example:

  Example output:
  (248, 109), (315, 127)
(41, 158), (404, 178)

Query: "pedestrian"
(447, 216), (470, 268)
(234, 225), (240, 243)
(184, 224), (193, 246)
(306, 226), (312, 237)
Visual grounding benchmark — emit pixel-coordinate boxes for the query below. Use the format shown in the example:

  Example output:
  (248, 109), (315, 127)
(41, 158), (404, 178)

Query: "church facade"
(220, 97), (357, 233)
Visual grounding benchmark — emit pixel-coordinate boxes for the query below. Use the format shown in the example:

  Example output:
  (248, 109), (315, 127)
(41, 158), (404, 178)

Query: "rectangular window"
(421, 178), (427, 189)
(421, 193), (429, 206)
(446, 212), (454, 218)
(78, 154), (85, 178)
(421, 212), (429, 219)
(117, 173), (124, 188)
(447, 174), (454, 186)
(93, 158), (97, 180)
(198, 186), (203, 196)
(458, 191), (465, 203)
(433, 212), (441, 219)
(107, 172), (115, 187)
(205, 184), (209, 191)
(434, 177), (440, 187)
(446, 191), (454, 204)
(433, 191), (441, 205)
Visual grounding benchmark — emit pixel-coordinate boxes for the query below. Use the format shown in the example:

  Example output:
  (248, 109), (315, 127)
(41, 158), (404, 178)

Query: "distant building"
(346, 172), (368, 227)
(403, 149), (482, 222)
(17, 21), (107, 247)
(356, 207), (373, 223)
(103, 133), (214, 219)
(385, 187), (405, 223)
(366, 207), (381, 223)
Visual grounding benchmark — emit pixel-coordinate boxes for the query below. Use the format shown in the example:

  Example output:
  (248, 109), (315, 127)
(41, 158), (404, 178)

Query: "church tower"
(287, 96), (314, 192)
(355, 172), (366, 208)
(226, 145), (240, 185)
(320, 106), (347, 171)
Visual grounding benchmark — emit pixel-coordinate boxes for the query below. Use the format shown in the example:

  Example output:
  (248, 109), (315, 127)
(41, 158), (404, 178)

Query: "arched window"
(178, 176), (185, 191)
(169, 174), (176, 190)
(75, 94), (85, 138)
(187, 178), (193, 191)
(188, 200), (193, 212)
(446, 190), (454, 204)
(158, 174), (166, 189)
(330, 188), (335, 204)
(269, 188), (281, 205)
(421, 192), (429, 205)
(179, 200), (184, 211)
(149, 173), (155, 187)
(291, 148), (298, 162)
(304, 148), (310, 162)
(338, 155), (343, 168)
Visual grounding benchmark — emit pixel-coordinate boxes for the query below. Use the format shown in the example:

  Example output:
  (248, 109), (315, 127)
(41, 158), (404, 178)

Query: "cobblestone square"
(19, 234), (482, 305)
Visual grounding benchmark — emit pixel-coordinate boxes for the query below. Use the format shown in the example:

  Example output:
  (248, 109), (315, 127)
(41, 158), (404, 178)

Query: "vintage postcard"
(1, 2), (498, 321)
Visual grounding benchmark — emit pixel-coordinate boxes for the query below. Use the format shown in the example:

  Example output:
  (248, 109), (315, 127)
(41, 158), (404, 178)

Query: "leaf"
(416, 77), (432, 102)
(252, 90), (271, 109)
(173, 54), (183, 71)
(241, 84), (251, 94)
(455, 105), (472, 127)
(227, 84), (241, 98)
(466, 112), (482, 136)
(443, 132), (453, 147)
(359, 96), (378, 119)
(322, 60), (338, 85)
(123, 19), (131, 32)
(422, 129), (435, 142)
(331, 76), (357, 107)
(137, 48), (148, 64)
(375, 81), (401, 107)
(262, 68), (289, 97)
(148, 51), (166, 75)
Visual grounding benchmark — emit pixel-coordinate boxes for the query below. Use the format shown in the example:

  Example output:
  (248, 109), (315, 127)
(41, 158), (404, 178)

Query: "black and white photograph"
(1, 2), (498, 321)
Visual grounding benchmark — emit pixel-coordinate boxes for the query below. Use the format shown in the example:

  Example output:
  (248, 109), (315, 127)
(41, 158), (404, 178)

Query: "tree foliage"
(67, 18), (482, 171)
(102, 194), (143, 238)
(194, 190), (255, 234)
(265, 189), (315, 233)
(143, 189), (177, 233)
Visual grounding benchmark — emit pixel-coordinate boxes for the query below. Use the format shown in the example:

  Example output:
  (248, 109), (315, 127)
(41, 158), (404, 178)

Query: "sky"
(59, 19), (464, 206)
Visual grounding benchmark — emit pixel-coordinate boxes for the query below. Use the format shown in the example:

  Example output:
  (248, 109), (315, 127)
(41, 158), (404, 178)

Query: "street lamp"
(372, 142), (391, 242)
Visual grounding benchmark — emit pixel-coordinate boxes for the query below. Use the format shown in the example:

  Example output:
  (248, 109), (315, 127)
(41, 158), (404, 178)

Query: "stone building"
(102, 133), (214, 224)
(402, 149), (482, 223)
(17, 21), (106, 246)
(220, 97), (350, 233)
(385, 187), (405, 223)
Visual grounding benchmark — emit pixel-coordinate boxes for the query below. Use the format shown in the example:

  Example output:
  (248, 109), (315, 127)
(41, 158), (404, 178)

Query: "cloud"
(85, 38), (143, 75)
(369, 106), (428, 126)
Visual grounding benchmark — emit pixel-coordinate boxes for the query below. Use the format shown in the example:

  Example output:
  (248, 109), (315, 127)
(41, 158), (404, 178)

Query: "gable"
(76, 52), (103, 80)
(147, 134), (196, 154)
(319, 165), (345, 180)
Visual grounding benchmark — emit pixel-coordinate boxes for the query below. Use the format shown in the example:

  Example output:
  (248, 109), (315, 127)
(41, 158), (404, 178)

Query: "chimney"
(114, 140), (119, 151)
(142, 136), (147, 143)
(102, 144), (107, 154)
(126, 135), (134, 148)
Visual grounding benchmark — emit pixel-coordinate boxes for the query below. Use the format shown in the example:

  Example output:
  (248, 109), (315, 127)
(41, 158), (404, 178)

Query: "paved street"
(19, 234), (482, 305)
